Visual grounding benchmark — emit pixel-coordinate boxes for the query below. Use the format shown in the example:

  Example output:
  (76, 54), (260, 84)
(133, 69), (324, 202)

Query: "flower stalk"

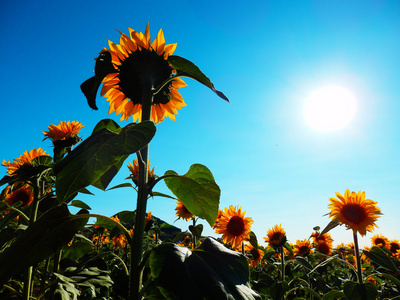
(129, 79), (154, 300)
(353, 233), (363, 284)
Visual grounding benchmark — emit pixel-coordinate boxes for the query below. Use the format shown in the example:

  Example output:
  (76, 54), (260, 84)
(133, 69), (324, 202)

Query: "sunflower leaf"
(54, 120), (156, 203)
(164, 164), (220, 227)
(150, 237), (261, 300)
(168, 55), (229, 102)
(0, 204), (88, 285)
(319, 219), (340, 236)
(363, 246), (399, 274)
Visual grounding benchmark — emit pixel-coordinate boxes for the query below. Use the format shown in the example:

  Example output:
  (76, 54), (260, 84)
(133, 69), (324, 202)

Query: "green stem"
(353, 232), (363, 284)
(23, 177), (41, 300)
(129, 80), (153, 300)
(280, 246), (285, 281)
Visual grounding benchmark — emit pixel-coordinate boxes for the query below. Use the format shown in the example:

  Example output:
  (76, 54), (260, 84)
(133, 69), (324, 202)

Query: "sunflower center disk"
(341, 204), (367, 224)
(118, 49), (174, 105)
(226, 216), (245, 236)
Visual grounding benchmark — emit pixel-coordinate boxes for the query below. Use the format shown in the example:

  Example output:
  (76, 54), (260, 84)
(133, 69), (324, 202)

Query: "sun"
(304, 86), (358, 132)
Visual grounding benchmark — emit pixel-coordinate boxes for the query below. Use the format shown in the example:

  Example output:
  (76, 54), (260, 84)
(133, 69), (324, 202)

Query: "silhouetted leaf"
(168, 55), (229, 102)
(150, 237), (260, 300)
(54, 120), (156, 203)
(0, 204), (88, 284)
(363, 246), (399, 274)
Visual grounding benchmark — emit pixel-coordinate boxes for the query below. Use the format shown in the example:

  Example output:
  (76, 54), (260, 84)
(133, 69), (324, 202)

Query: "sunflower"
(311, 231), (333, 245)
(389, 240), (400, 256)
(3, 185), (34, 208)
(2, 148), (49, 176)
(264, 224), (287, 249)
(214, 206), (253, 249)
(371, 234), (390, 250)
(244, 244), (264, 267)
(112, 234), (128, 250)
(99, 23), (187, 124)
(212, 209), (223, 229)
(126, 158), (156, 186)
(328, 189), (381, 236)
(43, 121), (84, 147)
(315, 240), (333, 256)
(175, 200), (194, 221)
(293, 239), (313, 257)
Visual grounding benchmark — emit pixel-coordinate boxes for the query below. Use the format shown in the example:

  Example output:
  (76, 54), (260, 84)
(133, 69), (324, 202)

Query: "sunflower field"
(1, 24), (400, 300)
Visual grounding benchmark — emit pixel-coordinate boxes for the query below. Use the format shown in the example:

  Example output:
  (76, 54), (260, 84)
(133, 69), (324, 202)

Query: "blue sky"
(2, 1), (400, 248)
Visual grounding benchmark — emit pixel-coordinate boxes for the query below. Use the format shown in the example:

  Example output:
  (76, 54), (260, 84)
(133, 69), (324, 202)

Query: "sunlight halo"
(304, 86), (358, 132)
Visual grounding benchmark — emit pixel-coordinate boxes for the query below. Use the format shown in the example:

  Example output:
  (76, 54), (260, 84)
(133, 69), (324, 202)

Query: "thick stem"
(129, 80), (153, 300)
(353, 232), (363, 284)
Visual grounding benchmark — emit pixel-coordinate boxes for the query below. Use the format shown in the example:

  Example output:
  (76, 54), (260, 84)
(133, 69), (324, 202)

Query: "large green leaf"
(168, 55), (229, 102)
(150, 237), (261, 300)
(0, 204), (88, 284)
(164, 164), (220, 227)
(54, 119), (156, 203)
(343, 281), (377, 300)
(363, 246), (399, 274)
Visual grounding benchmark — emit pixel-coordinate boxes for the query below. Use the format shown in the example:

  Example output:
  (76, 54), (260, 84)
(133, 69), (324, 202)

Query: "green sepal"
(168, 55), (229, 102)
(164, 164), (220, 227)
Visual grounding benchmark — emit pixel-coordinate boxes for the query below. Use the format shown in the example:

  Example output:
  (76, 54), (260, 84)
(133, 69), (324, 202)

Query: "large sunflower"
(43, 121), (84, 146)
(2, 148), (49, 176)
(264, 224), (287, 249)
(214, 206), (253, 249)
(328, 189), (381, 236)
(100, 23), (187, 124)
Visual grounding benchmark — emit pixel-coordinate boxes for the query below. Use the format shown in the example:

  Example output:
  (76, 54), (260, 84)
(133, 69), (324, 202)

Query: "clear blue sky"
(2, 1), (400, 248)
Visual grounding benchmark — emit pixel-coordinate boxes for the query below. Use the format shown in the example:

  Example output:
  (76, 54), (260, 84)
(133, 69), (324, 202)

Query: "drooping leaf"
(248, 231), (259, 250)
(168, 55), (229, 102)
(54, 119), (156, 203)
(363, 246), (399, 274)
(322, 289), (345, 300)
(0, 204), (89, 284)
(164, 164), (220, 227)
(63, 240), (93, 261)
(319, 219), (340, 236)
(70, 200), (92, 210)
(150, 237), (261, 300)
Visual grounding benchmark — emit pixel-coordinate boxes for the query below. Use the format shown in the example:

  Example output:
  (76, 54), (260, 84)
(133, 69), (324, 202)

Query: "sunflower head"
(311, 231), (333, 244)
(175, 200), (194, 221)
(315, 240), (333, 256)
(389, 240), (400, 256)
(43, 121), (84, 146)
(244, 244), (264, 267)
(371, 234), (390, 250)
(293, 239), (313, 257)
(3, 184), (34, 208)
(126, 158), (156, 186)
(264, 224), (287, 249)
(2, 148), (49, 177)
(98, 24), (187, 124)
(328, 189), (381, 236)
(214, 206), (253, 250)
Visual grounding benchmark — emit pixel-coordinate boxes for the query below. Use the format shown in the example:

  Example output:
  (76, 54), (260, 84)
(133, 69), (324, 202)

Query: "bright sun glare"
(304, 86), (358, 132)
